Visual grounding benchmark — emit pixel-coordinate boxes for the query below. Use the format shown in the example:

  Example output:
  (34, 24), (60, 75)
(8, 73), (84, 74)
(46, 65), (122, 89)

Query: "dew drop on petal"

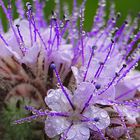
(100, 111), (108, 118)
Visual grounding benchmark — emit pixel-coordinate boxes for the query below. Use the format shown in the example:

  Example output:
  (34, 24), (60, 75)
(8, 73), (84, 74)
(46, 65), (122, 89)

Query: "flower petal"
(115, 81), (136, 101)
(45, 88), (72, 112)
(67, 124), (90, 140)
(117, 106), (139, 123)
(73, 82), (95, 110)
(125, 70), (140, 92)
(45, 117), (70, 138)
(22, 43), (40, 65)
(97, 85), (115, 104)
(83, 106), (110, 130)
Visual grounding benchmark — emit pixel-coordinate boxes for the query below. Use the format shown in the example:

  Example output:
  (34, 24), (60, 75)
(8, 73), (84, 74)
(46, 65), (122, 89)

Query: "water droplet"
(100, 111), (108, 118)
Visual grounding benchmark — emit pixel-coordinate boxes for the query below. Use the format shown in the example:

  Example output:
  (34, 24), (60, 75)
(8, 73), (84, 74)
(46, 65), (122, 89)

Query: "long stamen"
(60, 123), (73, 140)
(108, 99), (140, 107)
(83, 46), (95, 81)
(13, 106), (69, 125)
(26, 3), (37, 42)
(24, 106), (39, 114)
(26, 2), (33, 46)
(94, 40), (114, 80)
(61, 15), (69, 37)
(116, 56), (140, 84)
(98, 64), (127, 95)
(26, 2), (47, 49)
(51, 11), (60, 49)
(114, 106), (131, 140)
(50, 63), (75, 110)
(16, 24), (24, 44)
(124, 31), (140, 59)
(13, 115), (38, 125)
(0, 33), (9, 46)
(113, 21), (128, 42)
(0, 0), (24, 54)
(80, 94), (93, 114)
(54, 18), (60, 49)
(123, 17), (139, 45)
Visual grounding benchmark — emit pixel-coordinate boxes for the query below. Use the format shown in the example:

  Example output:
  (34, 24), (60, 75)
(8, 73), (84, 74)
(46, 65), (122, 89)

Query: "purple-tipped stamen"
(16, 24), (24, 45)
(114, 106), (131, 140)
(116, 56), (140, 84)
(0, 33), (9, 46)
(0, 0), (24, 54)
(60, 123), (73, 140)
(50, 63), (75, 110)
(94, 40), (114, 79)
(83, 46), (95, 81)
(98, 64), (127, 95)
(26, 2), (33, 46)
(80, 94), (93, 114)
(13, 107), (69, 125)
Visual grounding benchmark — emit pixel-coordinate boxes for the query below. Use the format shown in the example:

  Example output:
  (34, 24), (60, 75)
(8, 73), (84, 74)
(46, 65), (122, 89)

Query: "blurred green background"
(0, 0), (140, 68)
(0, 0), (140, 31)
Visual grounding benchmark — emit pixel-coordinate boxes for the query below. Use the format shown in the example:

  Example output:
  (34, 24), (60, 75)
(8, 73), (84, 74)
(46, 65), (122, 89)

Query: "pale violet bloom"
(45, 82), (110, 139)
(0, 0), (140, 139)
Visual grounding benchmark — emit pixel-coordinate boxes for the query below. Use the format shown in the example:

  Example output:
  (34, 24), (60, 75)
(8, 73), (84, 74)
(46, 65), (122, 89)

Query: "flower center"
(68, 110), (82, 123)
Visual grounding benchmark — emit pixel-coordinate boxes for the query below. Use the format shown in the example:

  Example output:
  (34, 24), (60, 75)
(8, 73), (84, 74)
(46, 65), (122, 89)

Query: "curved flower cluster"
(0, 0), (140, 140)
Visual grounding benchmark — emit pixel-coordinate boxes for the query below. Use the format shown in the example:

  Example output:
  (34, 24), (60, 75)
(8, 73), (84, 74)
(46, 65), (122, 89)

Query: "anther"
(123, 64), (127, 68)
(111, 17), (115, 21)
(95, 84), (101, 90)
(92, 45), (97, 50)
(50, 63), (56, 70)
(111, 39), (114, 43)
(16, 24), (20, 28)
(94, 117), (99, 122)
(124, 20), (128, 24)
(63, 14), (69, 22)
(115, 72), (120, 77)
(26, 2), (32, 10)
(115, 27), (119, 32)
(117, 12), (121, 18)
(51, 10), (57, 21)
(99, 62), (104, 65)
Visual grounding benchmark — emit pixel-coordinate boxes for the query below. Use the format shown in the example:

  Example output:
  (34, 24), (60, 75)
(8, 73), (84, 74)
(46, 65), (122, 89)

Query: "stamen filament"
(51, 63), (75, 110)
(83, 46), (95, 81)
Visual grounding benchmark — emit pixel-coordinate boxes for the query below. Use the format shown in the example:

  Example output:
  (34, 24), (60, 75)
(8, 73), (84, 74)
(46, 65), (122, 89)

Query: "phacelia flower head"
(45, 81), (110, 139)
(0, 0), (140, 140)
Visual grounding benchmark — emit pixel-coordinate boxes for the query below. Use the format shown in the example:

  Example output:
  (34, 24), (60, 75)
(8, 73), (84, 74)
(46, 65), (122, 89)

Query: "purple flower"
(45, 82), (110, 139)
(0, 0), (140, 139)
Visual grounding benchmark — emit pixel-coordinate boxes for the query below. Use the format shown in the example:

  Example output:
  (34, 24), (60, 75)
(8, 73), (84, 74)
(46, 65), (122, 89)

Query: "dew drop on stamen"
(60, 23), (64, 28)
(56, 83), (61, 88)
(82, 31), (86, 36)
